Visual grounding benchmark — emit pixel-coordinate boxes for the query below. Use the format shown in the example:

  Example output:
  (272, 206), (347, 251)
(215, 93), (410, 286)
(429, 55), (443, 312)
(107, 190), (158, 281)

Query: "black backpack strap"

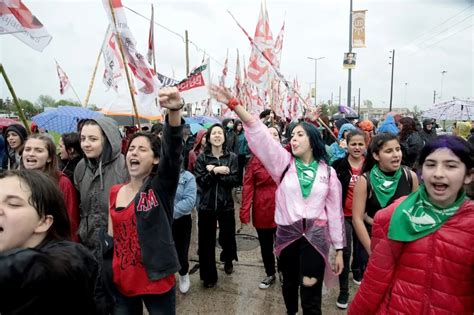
(403, 166), (413, 191)
(280, 163), (291, 183)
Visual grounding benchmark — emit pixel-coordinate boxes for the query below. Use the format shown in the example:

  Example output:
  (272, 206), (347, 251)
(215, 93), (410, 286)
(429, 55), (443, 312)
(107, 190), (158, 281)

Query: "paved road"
(173, 191), (358, 315)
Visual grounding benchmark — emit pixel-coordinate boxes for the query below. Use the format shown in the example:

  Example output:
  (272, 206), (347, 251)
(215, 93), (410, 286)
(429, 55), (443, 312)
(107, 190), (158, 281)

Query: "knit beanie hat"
(4, 124), (28, 143)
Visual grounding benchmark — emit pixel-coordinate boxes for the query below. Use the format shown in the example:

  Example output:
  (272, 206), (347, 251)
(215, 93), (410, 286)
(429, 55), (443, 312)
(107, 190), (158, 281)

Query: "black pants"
(256, 228), (277, 277)
(172, 214), (192, 276)
(198, 210), (238, 284)
(279, 237), (325, 315)
(338, 217), (363, 294)
(237, 154), (248, 186)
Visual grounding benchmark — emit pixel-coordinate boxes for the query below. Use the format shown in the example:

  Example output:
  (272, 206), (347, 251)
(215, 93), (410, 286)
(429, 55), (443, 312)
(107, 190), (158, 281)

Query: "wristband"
(227, 97), (239, 111)
(336, 248), (343, 252)
(170, 98), (186, 111)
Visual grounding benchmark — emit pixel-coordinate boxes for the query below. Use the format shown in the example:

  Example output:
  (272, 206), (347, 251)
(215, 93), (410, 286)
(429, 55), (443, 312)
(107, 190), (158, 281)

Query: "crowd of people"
(0, 85), (473, 314)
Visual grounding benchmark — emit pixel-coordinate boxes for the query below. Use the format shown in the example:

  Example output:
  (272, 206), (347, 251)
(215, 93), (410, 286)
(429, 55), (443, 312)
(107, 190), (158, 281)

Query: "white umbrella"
(421, 99), (474, 121)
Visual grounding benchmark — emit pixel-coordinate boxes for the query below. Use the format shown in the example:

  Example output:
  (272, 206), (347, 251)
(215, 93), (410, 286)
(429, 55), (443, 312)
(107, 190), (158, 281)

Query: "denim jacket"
(173, 170), (197, 219)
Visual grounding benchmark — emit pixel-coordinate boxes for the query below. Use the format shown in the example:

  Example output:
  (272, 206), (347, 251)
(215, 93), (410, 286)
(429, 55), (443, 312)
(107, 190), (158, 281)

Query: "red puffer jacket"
(239, 156), (277, 229)
(349, 197), (474, 315)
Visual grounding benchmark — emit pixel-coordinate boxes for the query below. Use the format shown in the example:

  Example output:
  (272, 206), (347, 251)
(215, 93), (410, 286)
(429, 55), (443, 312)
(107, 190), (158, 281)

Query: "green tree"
(363, 99), (373, 109)
(36, 95), (56, 109)
(55, 99), (81, 107)
(19, 99), (41, 117)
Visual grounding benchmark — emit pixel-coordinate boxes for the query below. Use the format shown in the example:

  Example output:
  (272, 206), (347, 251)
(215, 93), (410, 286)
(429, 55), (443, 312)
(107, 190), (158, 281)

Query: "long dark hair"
(125, 132), (161, 176)
(399, 117), (417, 141)
(23, 134), (60, 182)
(0, 170), (71, 242)
(290, 122), (329, 164)
(61, 132), (83, 159)
(204, 124), (226, 154)
(362, 132), (400, 172)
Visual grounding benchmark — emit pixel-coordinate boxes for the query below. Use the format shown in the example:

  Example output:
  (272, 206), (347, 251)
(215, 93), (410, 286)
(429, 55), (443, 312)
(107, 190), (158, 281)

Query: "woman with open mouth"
(22, 134), (79, 242)
(209, 85), (344, 315)
(352, 133), (418, 284)
(350, 135), (474, 314)
(0, 170), (97, 314)
(105, 87), (184, 315)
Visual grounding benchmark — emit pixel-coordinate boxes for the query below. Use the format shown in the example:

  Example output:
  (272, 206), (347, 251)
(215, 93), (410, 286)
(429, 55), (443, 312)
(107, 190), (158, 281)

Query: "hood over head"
(338, 123), (356, 139)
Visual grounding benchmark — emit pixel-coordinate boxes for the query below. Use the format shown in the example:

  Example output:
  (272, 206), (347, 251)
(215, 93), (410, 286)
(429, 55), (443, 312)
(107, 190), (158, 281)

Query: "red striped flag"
(146, 4), (154, 65)
(0, 0), (52, 51)
(55, 61), (70, 95)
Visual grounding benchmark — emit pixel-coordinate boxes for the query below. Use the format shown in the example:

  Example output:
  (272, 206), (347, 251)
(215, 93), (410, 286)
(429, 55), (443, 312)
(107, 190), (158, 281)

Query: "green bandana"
(388, 185), (466, 242)
(295, 158), (319, 198)
(369, 165), (402, 208)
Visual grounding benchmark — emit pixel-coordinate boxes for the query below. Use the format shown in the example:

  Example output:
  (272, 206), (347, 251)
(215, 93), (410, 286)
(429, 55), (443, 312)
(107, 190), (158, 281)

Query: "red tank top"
(109, 184), (175, 296)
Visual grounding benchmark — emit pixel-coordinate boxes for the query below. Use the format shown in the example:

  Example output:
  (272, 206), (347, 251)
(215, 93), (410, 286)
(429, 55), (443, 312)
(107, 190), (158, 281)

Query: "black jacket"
(332, 156), (353, 204)
(134, 117), (184, 281)
(0, 240), (98, 315)
(195, 150), (239, 211)
(400, 132), (424, 169)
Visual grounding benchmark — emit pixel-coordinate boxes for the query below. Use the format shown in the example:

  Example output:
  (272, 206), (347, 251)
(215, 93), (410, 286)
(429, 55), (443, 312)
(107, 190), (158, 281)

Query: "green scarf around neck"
(369, 165), (402, 208)
(295, 158), (319, 198)
(388, 185), (466, 242)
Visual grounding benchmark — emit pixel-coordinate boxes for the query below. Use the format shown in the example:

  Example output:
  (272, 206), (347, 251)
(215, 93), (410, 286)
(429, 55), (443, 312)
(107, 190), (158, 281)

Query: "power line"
(414, 13), (473, 48)
(402, 4), (473, 47)
(407, 23), (473, 56)
(123, 5), (230, 74)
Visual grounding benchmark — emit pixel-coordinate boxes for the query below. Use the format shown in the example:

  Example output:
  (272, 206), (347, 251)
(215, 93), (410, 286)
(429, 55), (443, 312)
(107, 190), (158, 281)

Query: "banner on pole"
(352, 10), (367, 48)
(178, 59), (210, 105)
(343, 52), (356, 70)
(102, 26), (124, 91)
(0, 0), (52, 51)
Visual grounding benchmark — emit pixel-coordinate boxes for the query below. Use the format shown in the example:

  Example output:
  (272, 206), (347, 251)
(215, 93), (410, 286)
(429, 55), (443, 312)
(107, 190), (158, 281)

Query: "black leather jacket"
(194, 150), (239, 211)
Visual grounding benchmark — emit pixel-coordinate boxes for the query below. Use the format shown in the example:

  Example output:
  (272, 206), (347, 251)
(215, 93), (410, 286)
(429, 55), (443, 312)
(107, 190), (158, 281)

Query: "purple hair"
(419, 135), (473, 171)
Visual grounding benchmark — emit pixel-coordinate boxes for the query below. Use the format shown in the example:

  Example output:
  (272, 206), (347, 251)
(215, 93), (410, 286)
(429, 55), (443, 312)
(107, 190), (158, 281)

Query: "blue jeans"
(113, 286), (176, 315)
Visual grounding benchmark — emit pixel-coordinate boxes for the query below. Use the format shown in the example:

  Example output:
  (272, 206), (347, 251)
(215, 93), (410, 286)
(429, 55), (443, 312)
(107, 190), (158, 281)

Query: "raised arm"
(153, 87), (185, 197)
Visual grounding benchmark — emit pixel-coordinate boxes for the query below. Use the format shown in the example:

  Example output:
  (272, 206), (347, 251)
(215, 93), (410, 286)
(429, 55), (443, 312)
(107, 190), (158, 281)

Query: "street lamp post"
(404, 82), (408, 107)
(440, 70), (447, 100)
(307, 56), (325, 106)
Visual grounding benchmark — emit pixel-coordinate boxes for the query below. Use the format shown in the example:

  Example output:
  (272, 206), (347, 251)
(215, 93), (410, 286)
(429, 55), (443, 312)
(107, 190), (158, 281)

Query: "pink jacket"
(243, 118), (344, 250)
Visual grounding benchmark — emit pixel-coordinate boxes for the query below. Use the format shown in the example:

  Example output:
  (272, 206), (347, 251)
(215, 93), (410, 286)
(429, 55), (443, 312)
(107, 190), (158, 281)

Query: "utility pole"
(307, 56), (325, 106)
(433, 90), (437, 104)
(338, 86), (342, 106)
(185, 30), (190, 76)
(347, 0), (353, 108)
(389, 49), (395, 111)
(358, 88), (361, 117)
(404, 82), (408, 107)
(440, 70), (447, 100)
(330, 92), (334, 106)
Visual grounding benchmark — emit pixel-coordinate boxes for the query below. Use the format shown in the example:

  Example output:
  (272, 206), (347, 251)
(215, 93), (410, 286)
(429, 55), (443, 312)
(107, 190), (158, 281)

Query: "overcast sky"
(0, 0), (473, 111)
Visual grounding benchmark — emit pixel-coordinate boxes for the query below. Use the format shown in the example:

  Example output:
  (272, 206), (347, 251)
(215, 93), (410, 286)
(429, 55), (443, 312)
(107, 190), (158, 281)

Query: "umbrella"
(189, 123), (205, 135)
(32, 106), (103, 134)
(421, 100), (474, 121)
(0, 118), (20, 129)
(191, 115), (221, 125)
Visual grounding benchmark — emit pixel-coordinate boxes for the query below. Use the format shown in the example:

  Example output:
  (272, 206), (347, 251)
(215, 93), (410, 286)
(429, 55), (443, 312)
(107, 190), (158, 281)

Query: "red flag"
(273, 21), (285, 69)
(233, 49), (242, 99)
(55, 61), (70, 95)
(103, 0), (160, 107)
(247, 4), (274, 88)
(146, 4), (154, 65)
(0, 0), (52, 51)
(219, 49), (228, 87)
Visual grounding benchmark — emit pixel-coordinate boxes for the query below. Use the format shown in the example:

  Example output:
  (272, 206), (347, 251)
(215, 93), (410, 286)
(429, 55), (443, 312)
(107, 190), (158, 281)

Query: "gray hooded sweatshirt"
(74, 116), (128, 258)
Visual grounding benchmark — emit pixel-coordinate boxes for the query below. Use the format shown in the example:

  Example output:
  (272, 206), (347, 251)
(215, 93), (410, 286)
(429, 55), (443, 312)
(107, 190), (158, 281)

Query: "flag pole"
(150, 4), (159, 110)
(0, 64), (30, 134)
(69, 82), (83, 105)
(227, 10), (337, 142)
(84, 26), (109, 107)
(107, 0), (141, 129)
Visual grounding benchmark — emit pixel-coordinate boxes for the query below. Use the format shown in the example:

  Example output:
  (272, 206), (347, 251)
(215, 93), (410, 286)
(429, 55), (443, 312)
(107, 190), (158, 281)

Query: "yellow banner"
(352, 10), (367, 48)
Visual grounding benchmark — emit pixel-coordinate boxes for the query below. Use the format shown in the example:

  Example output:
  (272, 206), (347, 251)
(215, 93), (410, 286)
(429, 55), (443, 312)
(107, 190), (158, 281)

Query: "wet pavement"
(174, 190), (357, 314)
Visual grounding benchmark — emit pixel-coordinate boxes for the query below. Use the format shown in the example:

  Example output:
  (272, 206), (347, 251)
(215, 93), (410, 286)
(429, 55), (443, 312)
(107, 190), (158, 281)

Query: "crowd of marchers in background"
(0, 86), (473, 315)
